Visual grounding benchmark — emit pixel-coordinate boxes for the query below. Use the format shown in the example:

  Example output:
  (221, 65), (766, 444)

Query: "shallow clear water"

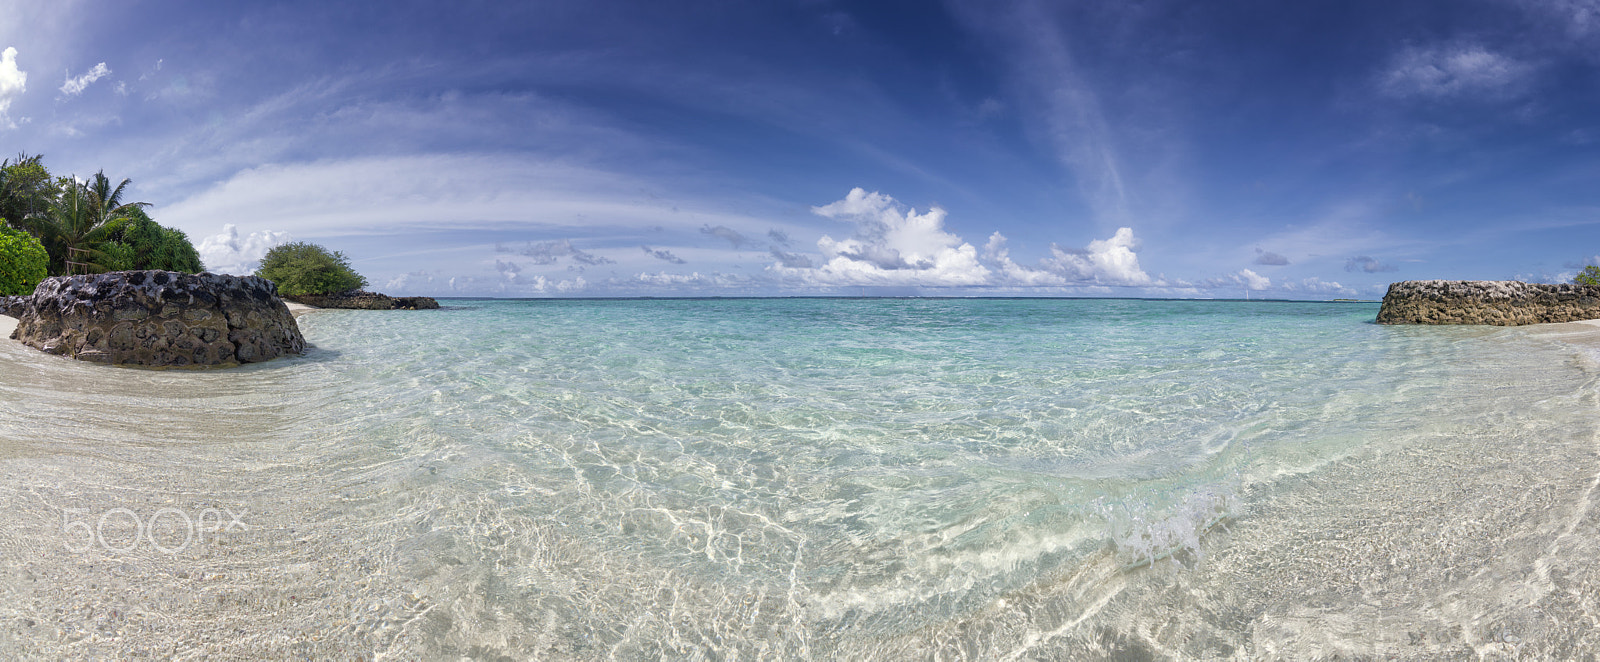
(2, 298), (1599, 658)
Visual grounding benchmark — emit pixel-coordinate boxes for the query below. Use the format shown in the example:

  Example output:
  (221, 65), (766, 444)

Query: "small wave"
(1102, 486), (1239, 570)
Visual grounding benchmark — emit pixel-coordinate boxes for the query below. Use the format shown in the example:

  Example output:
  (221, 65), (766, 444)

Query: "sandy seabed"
(2, 311), (1600, 658)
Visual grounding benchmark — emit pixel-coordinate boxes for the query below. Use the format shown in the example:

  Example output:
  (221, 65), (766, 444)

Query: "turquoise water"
(3, 298), (1600, 658)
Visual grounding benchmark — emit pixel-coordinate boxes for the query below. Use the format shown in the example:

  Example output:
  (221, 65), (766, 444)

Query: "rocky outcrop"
(282, 291), (439, 310)
(9, 271), (305, 367)
(1, 295), (27, 319)
(1377, 280), (1600, 325)
(393, 296), (440, 310)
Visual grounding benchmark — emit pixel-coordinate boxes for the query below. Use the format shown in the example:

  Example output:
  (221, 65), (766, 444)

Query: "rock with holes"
(1376, 280), (1600, 325)
(1, 295), (27, 319)
(8, 271), (305, 367)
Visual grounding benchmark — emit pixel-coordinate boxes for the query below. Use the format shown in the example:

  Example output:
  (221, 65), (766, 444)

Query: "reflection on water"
(0, 301), (1598, 658)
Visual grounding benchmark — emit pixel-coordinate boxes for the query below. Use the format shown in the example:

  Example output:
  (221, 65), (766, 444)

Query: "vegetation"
(0, 223), (48, 296)
(254, 242), (367, 296)
(0, 154), (55, 231)
(99, 208), (204, 273)
(0, 154), (204, 276)
(1575, 266), (1600, 287)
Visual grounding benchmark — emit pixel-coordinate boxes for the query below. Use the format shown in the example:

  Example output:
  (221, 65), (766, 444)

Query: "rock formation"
(282, 291), (440, 310)
(393, 296), (441, 310)
(1, 295), (27, 319)
(9, 271), (305, 367)
(1377, 280), (1600, 325)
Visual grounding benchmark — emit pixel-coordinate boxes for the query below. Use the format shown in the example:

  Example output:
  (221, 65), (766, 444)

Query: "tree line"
(0, 153), (203, 295)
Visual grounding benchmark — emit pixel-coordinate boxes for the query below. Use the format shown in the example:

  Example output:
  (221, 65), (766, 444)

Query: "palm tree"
(30, 172), (149, 275)
(85, 171), (147, 231)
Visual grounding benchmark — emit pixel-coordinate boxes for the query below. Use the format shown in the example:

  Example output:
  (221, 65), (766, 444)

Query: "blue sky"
(1, 0), (1597, 298)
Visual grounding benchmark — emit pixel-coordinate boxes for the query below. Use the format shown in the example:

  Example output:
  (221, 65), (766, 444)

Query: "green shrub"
(95, 240), (137, 272)
(1576, 265), (1600, 287)
(255, 242), (368, 296)
(0, 223), (49, 295)
(103, 209), (203, 273)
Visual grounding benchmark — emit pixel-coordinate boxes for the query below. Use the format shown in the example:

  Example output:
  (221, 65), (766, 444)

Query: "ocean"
(2, 298), (1599, 658)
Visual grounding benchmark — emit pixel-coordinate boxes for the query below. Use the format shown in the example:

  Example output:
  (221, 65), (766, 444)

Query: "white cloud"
(770, 188), (990, 287)
(1236, 268), (1271, 291)
(986, 227), (1160, 287)
(1282, 277), (1350, 295)
(197, 224), (292, 275)
(0, 47), (26, 129)
(524, 275), (588, 293)
(1039, 227), (1157, 286)
(157, 155), (798, 241)
(632, 271), (741, 287)
(1379, 45), (1531, 99)
(384, 271), (435, 293)
(393, 269), (590, 296)
(771, 189), (1163, 291)
(984, 232), (1069, 286)
(59, 62), (110, 97)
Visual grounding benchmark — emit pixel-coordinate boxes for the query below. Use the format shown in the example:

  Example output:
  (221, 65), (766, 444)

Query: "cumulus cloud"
(384, 270), (441, 293)
(523, 275), (588, 293)
(770, 189), (1164, 290)
(420, 271), (588, 296)
(983, 232), (1069, 286)
(0, 47), (26, 128)
(701, 224), (752, 248)
(640, 245), (686, 264)
(632, 271), (742, 287)
(1236, 268), (1271, 291)
(1345, 256), (1398, 273)
(1379, 45), (1531, 99)
(1254, 248), (1290, 266)
(1038, 228), (1156, 286)
(767, 229), (791, 246)
(1284, 277), (1349, 295)
(496, 239), (613, 266)
(983, 228), (1160, 287)
(770, 188), (990, 287)
(59, 62), (110, 97)
(197, 224), (292, 275)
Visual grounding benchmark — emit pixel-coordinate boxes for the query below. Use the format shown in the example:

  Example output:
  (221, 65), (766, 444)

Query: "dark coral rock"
(283, 291), (439, 310)
(9, 271), (306, 367)
(1377, 280), (1600, 326)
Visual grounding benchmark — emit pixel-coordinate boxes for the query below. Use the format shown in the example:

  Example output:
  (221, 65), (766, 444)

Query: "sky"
(1, 0), (1597, 298)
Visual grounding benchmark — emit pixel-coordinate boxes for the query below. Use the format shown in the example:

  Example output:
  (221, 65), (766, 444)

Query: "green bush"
(0, 223), (49, 295)
(103, 209), (203, 273)
(1576, 266), (1600, 287)
(95, 240), (138, 272)
(255, 242), (368, 296)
